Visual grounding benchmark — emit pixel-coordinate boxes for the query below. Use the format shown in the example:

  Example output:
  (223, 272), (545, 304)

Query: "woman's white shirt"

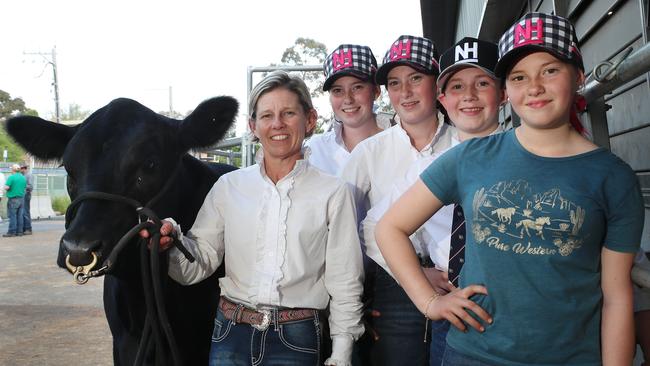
(340, 113), (454, 223)
(167, 156), (364, 363)
(307, 114), (392, 176)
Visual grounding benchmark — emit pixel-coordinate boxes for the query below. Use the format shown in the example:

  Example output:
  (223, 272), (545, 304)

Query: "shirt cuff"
(325, 335), (354, 366)
(164, 217), (185, 264)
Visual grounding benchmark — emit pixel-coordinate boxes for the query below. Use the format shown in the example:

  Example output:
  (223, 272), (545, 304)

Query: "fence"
(0, 164), (66, 219)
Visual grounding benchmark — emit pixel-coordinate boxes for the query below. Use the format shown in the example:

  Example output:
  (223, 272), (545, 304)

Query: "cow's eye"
(136, 176), (143, 185)
(147, 161), (155, 170)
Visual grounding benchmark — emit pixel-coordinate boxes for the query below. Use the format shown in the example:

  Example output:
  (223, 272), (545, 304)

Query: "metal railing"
(580, 42), (650, 289)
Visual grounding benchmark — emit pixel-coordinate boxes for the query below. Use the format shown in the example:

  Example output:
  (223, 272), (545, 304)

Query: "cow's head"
(5, 97), (237, 274)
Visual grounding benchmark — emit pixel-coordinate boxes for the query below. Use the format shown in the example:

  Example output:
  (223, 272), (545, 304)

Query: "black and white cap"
(323, 44), (377, 91)
(495, 12), (583, 77)
(437, 37), (499, 90)
(375, 35), (439, 85)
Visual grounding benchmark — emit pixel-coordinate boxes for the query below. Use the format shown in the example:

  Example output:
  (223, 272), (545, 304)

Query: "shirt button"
(459, 235), (464, 240)
(449, 268), (454, 273)
(459, 258), (464, 263)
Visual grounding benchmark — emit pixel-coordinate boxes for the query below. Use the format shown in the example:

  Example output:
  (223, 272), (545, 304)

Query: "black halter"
(63, 163), (194, 366)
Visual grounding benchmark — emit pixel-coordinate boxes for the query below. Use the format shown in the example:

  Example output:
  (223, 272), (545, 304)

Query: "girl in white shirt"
(307, 44), (387, 176)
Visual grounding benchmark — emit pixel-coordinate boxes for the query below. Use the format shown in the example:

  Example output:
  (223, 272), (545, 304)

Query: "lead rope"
(63, 163), (193, 366)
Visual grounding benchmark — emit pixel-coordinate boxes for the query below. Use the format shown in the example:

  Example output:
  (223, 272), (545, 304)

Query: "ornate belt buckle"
(251, 309), (271, 331)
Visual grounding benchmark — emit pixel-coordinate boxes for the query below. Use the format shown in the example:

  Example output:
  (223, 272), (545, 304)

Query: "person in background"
(3, 164), (26, 237)
(307, 44), (389, 176)
(307, 43), (391, 365)
(376, 13), (644, 365)
(0, 170), (5, 223)
(142, 70), (364, 366)
(20, 163), (33, 235)
(342, 35), (452, 366)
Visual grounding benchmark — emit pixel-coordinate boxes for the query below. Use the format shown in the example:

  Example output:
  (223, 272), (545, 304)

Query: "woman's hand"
(424, 285), (492, 333)
(138, 220), (176, 251)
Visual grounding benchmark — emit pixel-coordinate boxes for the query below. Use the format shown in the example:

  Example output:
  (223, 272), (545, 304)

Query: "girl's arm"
(376, 179), (491, 332)
(601, 246), (636, 365)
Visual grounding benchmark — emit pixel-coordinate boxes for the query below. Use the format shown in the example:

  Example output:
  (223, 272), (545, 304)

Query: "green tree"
(0, 90), (38, 162)
(0, 90), (38, 119)
(61, 103), (91, 121)
(280, 37), (328, 98)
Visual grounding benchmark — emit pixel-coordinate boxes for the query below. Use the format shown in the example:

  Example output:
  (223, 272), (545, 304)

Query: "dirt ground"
(0, 219), (112, 366)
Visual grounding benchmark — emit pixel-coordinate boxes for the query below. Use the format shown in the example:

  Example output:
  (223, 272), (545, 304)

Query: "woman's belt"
(218, 296), (317, 331)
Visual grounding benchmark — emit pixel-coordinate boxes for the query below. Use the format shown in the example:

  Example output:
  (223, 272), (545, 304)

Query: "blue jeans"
(370, 266), (429, 366)
(209, 307), (322, 366)
(429, 319), (451, 366)
(7, 197), (24, 235)
(22, 190), (32, 231)
(442, 344), (494, 366)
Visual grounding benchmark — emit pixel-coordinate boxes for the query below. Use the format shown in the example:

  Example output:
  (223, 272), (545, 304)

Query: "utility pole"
(168, 86), (173, 116)
(24, 46), (61, 123)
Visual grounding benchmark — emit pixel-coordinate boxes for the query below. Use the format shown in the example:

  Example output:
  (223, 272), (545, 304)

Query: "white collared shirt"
(341, 113), (454, 219)
(167, 153), (364, 364)
(307, 114), (392, 176)
(362, 124), (505, 276)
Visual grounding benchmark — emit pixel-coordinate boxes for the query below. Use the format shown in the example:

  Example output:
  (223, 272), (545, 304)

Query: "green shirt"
(5, 172), (27, 198)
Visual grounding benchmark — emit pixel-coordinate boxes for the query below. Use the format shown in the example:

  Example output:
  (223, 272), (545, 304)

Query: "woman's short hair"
(249, 71), (314, 118)
(248, 71), (316, 141)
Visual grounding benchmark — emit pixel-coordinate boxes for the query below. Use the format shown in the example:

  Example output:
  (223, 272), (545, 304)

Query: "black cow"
(5, 97), (238, 365)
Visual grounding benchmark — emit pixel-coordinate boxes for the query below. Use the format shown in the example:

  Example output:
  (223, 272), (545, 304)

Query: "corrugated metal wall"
(567, 0), (650, 251)
(454, 0), (488, 39)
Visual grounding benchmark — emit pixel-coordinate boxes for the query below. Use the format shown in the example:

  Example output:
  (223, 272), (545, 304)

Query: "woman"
(146, 71), (364, 366)
(376, 13), (644, 365)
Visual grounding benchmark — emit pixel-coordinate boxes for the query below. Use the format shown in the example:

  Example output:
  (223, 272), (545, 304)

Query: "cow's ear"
(5, 116), (77, 160)
(179, 96), (238, 150)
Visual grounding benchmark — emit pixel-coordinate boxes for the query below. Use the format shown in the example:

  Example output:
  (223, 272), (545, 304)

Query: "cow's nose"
(62, 238), (101, 267)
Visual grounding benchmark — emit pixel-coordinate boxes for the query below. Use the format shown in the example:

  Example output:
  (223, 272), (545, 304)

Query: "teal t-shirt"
(5, 172), (27, 198)
(420, 129), (644, 366)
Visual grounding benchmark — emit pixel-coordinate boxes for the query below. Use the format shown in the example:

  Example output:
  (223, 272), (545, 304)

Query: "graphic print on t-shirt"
(471, 179), (586, 257)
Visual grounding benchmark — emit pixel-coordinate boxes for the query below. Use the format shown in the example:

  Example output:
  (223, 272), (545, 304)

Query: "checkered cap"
(323, 44), (378, 91)
(438, 37), (499, 90)
(375, 35), (439, 85)
(495, 12), (583, 77)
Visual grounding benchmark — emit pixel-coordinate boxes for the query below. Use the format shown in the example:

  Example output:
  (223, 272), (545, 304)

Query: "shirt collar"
(449, 123), (505, 143)
(393, 112), (452, 154)
(254, 147), (310, 184)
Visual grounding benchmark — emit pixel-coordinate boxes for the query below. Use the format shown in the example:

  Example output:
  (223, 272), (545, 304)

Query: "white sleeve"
(339, 147), (370, 226)
(325, 183), (365, 364)
(167, 181), (226, 285)
(361, 194), (393, 276)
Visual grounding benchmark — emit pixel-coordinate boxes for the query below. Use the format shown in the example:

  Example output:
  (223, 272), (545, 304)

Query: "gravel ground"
(0, 218), (112, 366)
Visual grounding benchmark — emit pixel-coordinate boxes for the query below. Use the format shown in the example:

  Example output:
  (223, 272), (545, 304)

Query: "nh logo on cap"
(514, 18), (545, 47)
(390, 39), (412, 61)
(332, 49), (354, 72)
(455, 42), (478, 62)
